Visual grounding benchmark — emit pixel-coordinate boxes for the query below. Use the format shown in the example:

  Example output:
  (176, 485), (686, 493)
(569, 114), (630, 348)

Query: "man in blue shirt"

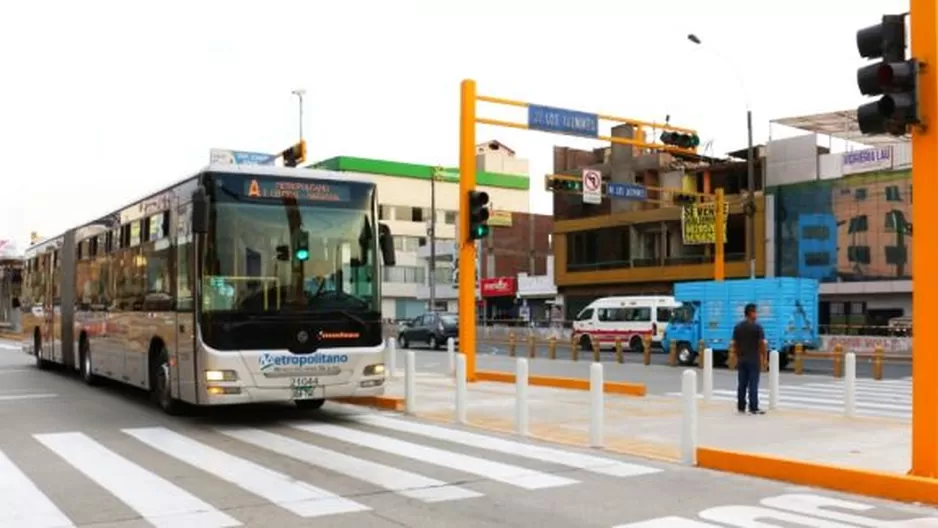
(733, 303), (765, 415)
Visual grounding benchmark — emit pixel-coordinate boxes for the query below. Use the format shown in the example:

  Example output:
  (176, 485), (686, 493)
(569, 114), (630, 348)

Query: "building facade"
(550, 125), (768, 320)
(764, 113), (912, 333)
(312, 142), (542, 320)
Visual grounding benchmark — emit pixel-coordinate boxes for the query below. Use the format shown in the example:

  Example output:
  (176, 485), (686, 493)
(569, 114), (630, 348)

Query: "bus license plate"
(290, 377), (320, 400)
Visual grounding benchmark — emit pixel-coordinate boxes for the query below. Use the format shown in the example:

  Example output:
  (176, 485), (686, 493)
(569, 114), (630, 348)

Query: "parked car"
(398, 312), (459, 349)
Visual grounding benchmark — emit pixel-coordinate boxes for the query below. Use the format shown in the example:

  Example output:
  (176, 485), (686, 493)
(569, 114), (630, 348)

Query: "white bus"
(572, 295), (680, 352)
(18, 164), (396, 414)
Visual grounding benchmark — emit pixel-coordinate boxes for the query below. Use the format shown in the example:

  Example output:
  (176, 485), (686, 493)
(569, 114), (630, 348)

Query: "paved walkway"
(384, 367), (911, 474)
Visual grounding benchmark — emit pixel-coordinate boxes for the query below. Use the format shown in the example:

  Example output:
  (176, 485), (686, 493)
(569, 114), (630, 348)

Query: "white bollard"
(455, 353), (467, 424)
(844, 352), (857, 418)
(405, 350), (416, 415)
(769, 350), (780, 410)
(386, 337), (397, 379)
(447, 338), (456, 376)
(702, 348), (713, 403)
(589, 362), (604, 448)
(515, 358), (529, 436)
(681, 369), (698, 466)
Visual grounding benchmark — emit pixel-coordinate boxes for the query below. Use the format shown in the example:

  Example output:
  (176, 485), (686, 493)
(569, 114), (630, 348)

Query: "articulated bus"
(18, 164), (396, 414)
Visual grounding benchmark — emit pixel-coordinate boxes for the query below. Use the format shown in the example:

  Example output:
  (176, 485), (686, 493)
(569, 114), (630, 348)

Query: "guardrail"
(388, 328), (911, 381)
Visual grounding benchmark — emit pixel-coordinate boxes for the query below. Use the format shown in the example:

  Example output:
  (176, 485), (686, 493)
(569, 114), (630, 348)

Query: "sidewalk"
(382, 369), (910, 474)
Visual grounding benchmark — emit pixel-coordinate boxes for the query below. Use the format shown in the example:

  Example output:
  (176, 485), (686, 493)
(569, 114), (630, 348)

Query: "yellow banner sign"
(681, 203), (729, 245)
(489, 210), (513, 227)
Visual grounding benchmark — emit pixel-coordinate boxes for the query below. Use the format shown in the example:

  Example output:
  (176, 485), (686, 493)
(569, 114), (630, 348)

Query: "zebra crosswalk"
(0, 413), (664, 527)
(667, 377), (913, 420)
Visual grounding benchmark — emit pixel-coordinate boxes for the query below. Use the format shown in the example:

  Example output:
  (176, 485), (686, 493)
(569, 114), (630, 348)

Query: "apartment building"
(311, 141), (534, 319)
(551, 124), (768, 319)
(765, 110), (912, 331)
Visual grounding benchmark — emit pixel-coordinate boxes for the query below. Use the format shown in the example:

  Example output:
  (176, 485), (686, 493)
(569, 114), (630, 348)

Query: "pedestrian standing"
(733, 303), (765, 415)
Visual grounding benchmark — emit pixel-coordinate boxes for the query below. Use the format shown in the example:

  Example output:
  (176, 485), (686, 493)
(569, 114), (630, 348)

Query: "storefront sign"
(681, 203), (729, 245)
(481, 276), (517, 297)
(842, 146), (893, 175)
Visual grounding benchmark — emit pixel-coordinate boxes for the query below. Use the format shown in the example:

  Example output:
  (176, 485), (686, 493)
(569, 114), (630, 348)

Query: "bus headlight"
(205, 369), (238, 382)
(363, 363), (385, 376)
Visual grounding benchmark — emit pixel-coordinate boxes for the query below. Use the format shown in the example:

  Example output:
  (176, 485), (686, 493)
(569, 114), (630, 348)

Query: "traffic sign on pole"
(581, 169), (602, 204)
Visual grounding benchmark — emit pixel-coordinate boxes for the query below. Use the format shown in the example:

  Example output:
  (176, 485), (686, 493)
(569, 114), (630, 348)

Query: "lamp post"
(291, 88), (306, 142)
(687, 34), (756, 279)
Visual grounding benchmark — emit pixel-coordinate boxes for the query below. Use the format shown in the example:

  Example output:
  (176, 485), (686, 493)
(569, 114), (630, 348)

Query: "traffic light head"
(545, 175), (582, 193)
(293, 230), (310, 261)
(282, 140), (307, 167)
(855, 14), (916, 136)
(660, 131), (700, 150)
(467, 190), (490, 241)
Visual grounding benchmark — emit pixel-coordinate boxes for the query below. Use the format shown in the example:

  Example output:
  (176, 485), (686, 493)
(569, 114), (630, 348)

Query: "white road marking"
(218, 427), (481, 503)
(35, 432), (239, 527)
(290, 422), (578, 490)
(355, 414), (662, 478)
(123, 426), (369, 518)
(0, 449), (75, 528)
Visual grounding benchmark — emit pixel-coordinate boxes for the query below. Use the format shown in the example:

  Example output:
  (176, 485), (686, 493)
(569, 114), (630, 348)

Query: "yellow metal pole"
(910, 0), (938, 478)
(714, 188), (725, 281)
(458, 79), (478, 383)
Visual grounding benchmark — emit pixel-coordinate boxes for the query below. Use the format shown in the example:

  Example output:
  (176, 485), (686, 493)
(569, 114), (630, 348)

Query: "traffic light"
(292, 229), (310, 261)
(467, 190), (490, 241)
(660, 131), (700, 149)
(855, 14), (917, 135)
(282, 140), (307, 167)
(545, 175), (582, 193)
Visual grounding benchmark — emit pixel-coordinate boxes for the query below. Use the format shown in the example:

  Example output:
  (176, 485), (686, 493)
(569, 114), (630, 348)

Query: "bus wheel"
(151, 344), (183, 415)
(296, 399), (325, 410)
(79, 337), (98, 386)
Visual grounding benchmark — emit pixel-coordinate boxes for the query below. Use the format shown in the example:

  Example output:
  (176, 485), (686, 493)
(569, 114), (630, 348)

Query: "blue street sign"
(607, 182), (647, 201)
(527, 104), (599, 137)
(210, 148), (276, 166)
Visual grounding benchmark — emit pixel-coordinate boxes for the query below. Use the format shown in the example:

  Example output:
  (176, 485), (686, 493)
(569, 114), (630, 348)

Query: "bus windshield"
(202, 174), (378, 315)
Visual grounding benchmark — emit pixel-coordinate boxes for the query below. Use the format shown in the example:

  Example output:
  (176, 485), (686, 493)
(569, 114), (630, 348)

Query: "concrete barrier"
(516, 358), (529, 436)
(475, 370), (646, 396)
(404, 350), (415, 415)
(455, 353), (467, 424)
(681, 369), (697, 466)
(386, 337), (397, 379)
(696, 448), (938, 507)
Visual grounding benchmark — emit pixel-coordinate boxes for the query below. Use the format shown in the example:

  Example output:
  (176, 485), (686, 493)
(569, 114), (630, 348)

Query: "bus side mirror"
(379, 223), (395, 266)
(192, 187), (209, 235)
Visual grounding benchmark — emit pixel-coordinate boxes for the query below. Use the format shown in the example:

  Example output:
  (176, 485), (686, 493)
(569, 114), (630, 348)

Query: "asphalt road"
(1, 339), (935, 527)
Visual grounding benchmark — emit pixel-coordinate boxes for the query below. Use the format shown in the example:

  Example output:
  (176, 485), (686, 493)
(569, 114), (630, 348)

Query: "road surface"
(1, 339), (933, 527)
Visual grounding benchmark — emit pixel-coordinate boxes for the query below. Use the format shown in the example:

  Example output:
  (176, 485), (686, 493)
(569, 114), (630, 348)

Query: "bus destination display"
(244, 178), (350, 202)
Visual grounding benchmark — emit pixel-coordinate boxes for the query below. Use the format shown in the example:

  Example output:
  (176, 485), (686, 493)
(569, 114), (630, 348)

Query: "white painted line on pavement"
(355, 414), (662, 478)
(0, 393), (58, 402)
(614, 517), (722, 527)
(0, 344), (21, 350)
(35, 432), (239, 528)
(0, 449), (75, 528)
(290, 422), (578, 490)
(123, 427), (369, 518)
(0, 370), (35, 375)
(218, 427), (481, 503)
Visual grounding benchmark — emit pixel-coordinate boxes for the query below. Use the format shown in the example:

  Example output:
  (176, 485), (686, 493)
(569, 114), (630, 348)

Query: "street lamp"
(687, 33), (756, 279)
(291, 88), (306, 142)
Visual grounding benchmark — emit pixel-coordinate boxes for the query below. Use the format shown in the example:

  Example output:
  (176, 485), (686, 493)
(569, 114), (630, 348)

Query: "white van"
(572, 296), (680, 352)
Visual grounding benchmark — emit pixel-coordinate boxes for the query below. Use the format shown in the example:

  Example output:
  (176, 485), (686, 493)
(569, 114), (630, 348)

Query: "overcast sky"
(0, 0), (908, 250)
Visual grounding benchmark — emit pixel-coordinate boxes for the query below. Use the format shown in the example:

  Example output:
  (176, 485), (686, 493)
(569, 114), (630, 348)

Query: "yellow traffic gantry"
(458, 79), (702, 382)
(910, 0), (938, 479)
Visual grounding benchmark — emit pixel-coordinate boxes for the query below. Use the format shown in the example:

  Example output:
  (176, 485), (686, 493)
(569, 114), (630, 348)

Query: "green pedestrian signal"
(467, 190), (490, 242)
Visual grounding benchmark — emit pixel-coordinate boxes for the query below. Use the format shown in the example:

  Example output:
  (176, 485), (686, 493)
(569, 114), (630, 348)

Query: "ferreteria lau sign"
(617, 493), (938, 527)
(842, 146), (893, 175)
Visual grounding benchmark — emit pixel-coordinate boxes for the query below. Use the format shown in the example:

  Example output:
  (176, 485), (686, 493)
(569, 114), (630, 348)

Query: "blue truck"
(661, 277), (819, 369)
